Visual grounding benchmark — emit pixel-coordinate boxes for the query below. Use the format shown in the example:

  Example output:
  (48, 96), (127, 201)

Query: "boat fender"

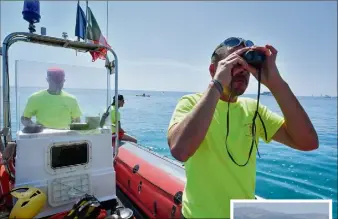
(173, 191), (183, 205)
(132, 165), (139, 173)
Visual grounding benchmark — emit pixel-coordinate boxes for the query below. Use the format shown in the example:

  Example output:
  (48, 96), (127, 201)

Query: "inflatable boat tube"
(114, 142), (263, 219)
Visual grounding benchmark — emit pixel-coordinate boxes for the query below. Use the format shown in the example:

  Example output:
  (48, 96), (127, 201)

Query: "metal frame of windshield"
(1, 32), (121, 158)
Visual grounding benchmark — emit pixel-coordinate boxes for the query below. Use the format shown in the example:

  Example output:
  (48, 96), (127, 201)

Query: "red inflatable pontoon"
(114, 142), (185, 219)
(114, 141), (264, 219)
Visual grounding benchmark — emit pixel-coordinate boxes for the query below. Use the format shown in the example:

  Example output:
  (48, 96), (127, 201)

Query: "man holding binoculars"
(167, 37), (319, 218)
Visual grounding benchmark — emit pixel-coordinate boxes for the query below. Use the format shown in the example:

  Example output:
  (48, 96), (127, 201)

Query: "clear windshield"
(15, 60), (112, 134)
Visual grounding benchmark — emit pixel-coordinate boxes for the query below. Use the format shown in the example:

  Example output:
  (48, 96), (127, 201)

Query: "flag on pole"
(75, 1), (87, 40)
(86, 6), (111, 62)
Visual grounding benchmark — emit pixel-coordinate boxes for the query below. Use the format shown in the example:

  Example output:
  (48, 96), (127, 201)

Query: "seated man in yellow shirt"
(21, 68), (82, 130)
(100, 94), (137, 145)
(110, 95), (137, 144)
(167, 37), (319, 218)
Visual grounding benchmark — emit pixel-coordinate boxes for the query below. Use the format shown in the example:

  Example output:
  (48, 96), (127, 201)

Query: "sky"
(15, 59), (107, 89)
(0, 1), (337, 96)
(234, 201), (330, 215)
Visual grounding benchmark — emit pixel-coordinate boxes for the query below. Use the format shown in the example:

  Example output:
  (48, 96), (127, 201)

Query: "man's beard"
(231, 87), (246, 96)
(229, 75), (248, 96)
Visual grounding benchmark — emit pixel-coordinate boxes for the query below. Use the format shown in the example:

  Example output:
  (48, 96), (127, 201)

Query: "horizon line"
(2, 86), (336, 98)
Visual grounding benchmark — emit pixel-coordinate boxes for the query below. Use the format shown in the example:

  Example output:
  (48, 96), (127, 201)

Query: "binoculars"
(242, 50), (266, 68)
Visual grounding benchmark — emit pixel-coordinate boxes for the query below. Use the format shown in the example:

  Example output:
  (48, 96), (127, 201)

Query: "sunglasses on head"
(212, 37), (255, 58)
(222, 37), (254, 48)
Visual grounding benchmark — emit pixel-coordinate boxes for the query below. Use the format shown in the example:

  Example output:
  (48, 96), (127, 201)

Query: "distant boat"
(136, 93), (150, 97)
(324, 95), (331, 98)
(261, 91), (272, 96)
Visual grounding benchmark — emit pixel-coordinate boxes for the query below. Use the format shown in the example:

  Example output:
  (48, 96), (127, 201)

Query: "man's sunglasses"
(222, 37), (254, 48)
(212, 37), (254, 57)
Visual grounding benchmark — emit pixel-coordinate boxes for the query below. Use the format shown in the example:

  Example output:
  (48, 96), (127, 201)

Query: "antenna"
(62, 32), (68, 40)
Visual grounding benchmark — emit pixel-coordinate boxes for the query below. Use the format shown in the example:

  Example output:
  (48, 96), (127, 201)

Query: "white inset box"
(231, 199), (332, 219)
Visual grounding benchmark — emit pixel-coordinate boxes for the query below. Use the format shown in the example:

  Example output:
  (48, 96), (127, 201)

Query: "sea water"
(4, 87), (337, 218)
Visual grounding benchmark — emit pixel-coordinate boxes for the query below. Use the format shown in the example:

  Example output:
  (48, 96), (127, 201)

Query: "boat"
(261, 91), (272, 96)
(136, 93), (150, 97)
(0, 1), (263, 218)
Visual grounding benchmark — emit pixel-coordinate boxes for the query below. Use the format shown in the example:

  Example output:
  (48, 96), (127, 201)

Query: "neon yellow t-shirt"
(167, 93), (285, 218)
(23, 89), (82, 129)
(111, 106), (120, 133)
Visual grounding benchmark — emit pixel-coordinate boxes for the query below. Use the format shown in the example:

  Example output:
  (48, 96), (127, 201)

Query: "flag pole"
(77, 0), (80, 42)
(106, 0), (108, 42)
(106, 0), (109, 109)
(85, 0), (89, 42)
(75, 0), (80, 56)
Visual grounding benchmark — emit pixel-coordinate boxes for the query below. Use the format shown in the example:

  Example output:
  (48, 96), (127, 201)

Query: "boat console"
(15, 127), (116, 218)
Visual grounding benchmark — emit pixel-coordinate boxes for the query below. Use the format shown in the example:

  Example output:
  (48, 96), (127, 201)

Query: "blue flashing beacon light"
(22, 0), (41, 33)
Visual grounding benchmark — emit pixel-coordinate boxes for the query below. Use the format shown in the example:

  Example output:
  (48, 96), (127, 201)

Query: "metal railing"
(1, 32), (121, 158)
